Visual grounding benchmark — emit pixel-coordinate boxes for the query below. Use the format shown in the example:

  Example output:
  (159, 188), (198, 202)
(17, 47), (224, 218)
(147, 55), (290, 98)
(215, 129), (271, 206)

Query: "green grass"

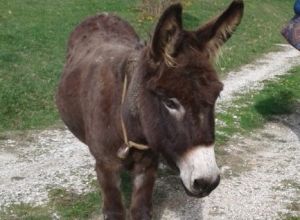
(0, 189), (101, 220)
(0, 0), (142, 131)
(285, 217), (300, 220)
(0, 0), (294, 131)
(0, 172), (134, 220)
(49, 188), (101, 219)
(120, 171), (133, 207)
(0, 203), (52, 220)
(216, 66), (300, 146)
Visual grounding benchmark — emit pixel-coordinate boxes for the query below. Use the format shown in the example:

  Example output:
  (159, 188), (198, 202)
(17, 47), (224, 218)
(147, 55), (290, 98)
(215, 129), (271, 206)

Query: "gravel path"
(219, 44), (300, 103)
(0, 130), (93, 206)
(0, 45), (299, 219)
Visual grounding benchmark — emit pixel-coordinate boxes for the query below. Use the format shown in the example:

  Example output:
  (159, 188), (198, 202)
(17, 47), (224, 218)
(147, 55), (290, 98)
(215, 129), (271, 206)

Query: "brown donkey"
(56, 1), (244, 219)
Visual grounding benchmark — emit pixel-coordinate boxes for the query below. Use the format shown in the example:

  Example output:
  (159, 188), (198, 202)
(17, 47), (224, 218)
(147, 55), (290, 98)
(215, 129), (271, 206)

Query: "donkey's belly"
(56, 67), (86, 143)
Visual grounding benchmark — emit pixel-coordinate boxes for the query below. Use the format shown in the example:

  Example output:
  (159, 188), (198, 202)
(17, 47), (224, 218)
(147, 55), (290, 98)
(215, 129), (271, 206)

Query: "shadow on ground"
(152, 175), (204, 220)
(255, 92), (300, 141)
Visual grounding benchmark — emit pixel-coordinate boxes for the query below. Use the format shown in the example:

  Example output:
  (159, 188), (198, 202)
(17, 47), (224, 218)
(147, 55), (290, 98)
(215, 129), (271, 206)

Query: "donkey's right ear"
(150, 4), (183, 65)
(196, 0), (244, 60)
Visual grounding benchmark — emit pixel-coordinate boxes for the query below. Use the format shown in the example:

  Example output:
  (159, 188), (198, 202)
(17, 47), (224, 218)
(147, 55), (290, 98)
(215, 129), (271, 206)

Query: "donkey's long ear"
(196, 0), (244, 59)
(151, 4), (182, 65)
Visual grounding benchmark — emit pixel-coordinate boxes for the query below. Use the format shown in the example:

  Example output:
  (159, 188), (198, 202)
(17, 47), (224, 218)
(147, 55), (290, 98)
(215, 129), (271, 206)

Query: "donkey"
(56, 1), (244, 219)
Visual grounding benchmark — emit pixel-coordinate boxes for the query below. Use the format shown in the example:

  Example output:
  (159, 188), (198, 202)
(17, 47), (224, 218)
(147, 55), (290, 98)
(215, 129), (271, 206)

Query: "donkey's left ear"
(196, 0), (244, 59)
(151, 4), (182, 65)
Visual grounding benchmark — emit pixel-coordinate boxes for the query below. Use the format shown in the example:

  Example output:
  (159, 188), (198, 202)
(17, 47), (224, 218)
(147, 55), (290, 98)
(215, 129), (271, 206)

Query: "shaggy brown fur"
(56, 1), (243, 219)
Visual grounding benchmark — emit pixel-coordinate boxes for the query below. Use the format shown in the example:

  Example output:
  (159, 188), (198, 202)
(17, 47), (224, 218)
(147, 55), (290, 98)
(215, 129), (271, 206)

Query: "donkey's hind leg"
(95, 161), (125, 220)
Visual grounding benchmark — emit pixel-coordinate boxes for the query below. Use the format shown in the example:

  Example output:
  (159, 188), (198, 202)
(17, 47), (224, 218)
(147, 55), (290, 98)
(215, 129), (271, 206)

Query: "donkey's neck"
(124, 53), (142, 116)
(120, 50), (149, 146)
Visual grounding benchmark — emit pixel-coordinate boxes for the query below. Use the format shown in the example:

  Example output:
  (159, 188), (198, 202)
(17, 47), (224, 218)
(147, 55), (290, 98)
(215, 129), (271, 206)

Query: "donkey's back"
(68, 14), (140, 57)
(56, 13), (141, 144)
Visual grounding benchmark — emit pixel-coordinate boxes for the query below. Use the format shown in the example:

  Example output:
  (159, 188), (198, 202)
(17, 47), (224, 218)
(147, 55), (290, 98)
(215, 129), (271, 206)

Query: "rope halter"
(118, 74), (149, 159)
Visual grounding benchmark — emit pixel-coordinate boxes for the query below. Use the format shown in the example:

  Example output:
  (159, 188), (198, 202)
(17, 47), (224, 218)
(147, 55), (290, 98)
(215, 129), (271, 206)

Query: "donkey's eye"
(164, 98), (179, 109)
(163, 98), (186, 120)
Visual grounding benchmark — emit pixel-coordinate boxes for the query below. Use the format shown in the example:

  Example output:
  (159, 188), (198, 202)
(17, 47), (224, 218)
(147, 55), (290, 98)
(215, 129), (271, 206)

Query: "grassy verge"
(0, 189), (101, 220)
(284, 216), (300, 220)
(48, 189), (101, 220)
(0, 0), (294, 131)
(215, 67), (300, 179)
(0, 172), (132, 220)
(216, 67), (300, 146)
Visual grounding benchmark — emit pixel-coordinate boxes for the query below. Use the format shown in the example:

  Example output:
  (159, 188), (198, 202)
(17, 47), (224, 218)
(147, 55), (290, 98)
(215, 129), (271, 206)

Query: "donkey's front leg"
(130, 153), (158, 220)
(95, 161), (125, 220)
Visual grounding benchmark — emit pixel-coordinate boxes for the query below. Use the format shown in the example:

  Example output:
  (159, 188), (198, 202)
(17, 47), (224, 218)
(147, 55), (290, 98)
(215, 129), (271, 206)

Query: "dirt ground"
(0, 45), (299, 219)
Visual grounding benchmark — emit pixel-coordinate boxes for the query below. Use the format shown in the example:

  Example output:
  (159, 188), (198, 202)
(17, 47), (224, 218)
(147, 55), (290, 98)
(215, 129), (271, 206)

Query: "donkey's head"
(128, 0), (243, 197)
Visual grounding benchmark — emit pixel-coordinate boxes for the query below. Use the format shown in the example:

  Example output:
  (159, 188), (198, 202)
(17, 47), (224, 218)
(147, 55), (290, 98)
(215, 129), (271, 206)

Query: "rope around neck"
(118, 74), (149, 159)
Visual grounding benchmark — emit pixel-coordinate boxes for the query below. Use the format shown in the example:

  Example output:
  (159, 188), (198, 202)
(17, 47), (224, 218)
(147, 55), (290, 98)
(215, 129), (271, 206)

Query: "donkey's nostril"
(193, 178), (210, 191)
(193, 175), (220, 194)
